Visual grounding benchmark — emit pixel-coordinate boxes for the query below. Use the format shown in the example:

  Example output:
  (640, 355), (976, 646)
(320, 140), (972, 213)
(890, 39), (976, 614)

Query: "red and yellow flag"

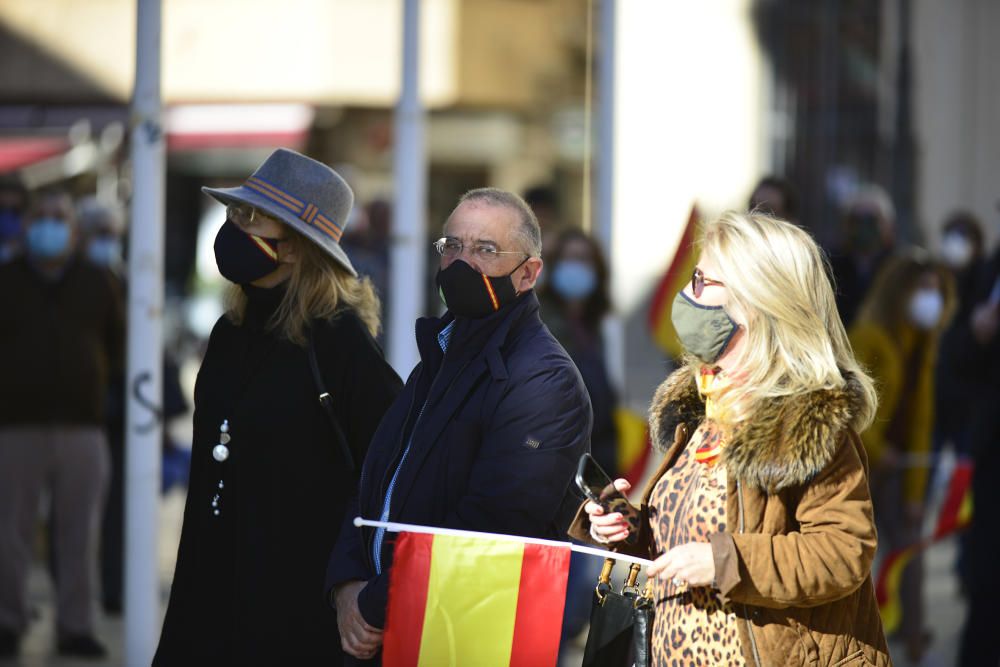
(615, 407), (652, 488)
(384, 531), (571, 667)
(874, 543), (917, 635)
(931, 459), (973, 539)
(647, 204), (702, 358)
(875, 460), (973, 633)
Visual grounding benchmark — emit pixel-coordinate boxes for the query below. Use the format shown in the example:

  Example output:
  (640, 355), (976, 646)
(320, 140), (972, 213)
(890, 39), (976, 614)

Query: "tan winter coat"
(570, 367), (892, 666)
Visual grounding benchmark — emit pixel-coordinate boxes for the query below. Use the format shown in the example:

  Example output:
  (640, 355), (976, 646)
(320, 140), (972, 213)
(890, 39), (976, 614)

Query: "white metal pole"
(125, 0), (165, 663)
(387, 0), (426, 376)
(596, 0), (626, 395)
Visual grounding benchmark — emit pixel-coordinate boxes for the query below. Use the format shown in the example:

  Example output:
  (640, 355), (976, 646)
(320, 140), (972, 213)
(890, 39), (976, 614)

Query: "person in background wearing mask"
(71, 196), (129, 615)
(153, 149), (401, 664)
(829, 184), (897, 326)
(848, 250), (956, 663)
(77, 196), (125, 273)
(538, 228), (617, 479)
(70, 195), (189, 615)
(574, 211), (889, 666)
(0, 176), (27, 264)
(537, 228), (619, 651)
(327, 188), (591, 664)
(933, 212), (986, 502)
(0, 190), (124, 659)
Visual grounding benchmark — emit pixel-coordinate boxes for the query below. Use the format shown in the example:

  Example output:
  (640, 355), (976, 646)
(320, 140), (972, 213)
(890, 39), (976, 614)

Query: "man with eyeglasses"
(326, 188), (592, 663)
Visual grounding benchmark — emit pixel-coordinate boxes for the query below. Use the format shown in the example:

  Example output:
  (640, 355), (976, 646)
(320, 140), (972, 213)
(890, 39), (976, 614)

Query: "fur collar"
(648, 366), (865, 493)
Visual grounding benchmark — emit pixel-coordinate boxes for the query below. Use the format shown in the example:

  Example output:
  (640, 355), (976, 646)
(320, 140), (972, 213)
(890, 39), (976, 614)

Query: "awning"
(0, 136), (69, 172)
(165, 104), (314, 151)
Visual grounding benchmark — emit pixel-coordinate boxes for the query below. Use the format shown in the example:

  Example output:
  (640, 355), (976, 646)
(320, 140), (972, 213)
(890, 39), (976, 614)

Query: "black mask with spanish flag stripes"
(213, 220), (282, 285)
(436, 258), (527, 318)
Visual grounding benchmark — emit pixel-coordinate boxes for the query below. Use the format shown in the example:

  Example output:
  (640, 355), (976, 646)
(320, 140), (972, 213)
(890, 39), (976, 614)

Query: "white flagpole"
(353, 517), (654, 568)
(125, 0), (164, 663)
(387, 0), (426, 376)
(596, 0), (626, 397)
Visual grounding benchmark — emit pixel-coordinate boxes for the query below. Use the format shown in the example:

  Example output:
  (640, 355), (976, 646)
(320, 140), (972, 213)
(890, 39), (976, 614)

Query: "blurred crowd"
(0, 166), (997, 664)
(0, 177), (188, 659)
(750, 176), (1000, 665)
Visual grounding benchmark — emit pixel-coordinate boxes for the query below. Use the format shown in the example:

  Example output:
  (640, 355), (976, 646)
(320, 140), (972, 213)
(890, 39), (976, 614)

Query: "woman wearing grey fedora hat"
(154, 149), (402, 664)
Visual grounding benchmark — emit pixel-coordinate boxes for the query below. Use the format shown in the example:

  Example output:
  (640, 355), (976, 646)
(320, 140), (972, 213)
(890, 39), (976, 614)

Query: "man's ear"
(515, 257), (543, 292)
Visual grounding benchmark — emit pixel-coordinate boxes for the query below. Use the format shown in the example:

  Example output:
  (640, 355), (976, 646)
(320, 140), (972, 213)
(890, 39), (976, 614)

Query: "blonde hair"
(227, 229), (382, 345)
(692, 211), (877, 431)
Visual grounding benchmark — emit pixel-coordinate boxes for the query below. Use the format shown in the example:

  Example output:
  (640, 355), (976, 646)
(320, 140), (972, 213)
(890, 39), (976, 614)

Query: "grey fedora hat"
(202, 148), (357, 276)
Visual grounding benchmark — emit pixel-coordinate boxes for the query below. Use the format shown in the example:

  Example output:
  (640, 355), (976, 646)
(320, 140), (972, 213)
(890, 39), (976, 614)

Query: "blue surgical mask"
(87, 237), (122, 267)
(25, 218), (71, 259)
(551, 260), (597, 301)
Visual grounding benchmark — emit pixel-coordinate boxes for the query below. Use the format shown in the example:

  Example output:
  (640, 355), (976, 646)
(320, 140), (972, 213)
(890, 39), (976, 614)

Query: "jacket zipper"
(737, 479), (764, 667)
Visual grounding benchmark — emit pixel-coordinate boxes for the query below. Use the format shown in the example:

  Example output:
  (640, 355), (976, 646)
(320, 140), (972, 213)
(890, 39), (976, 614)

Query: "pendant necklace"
(213, 419), (232, 462)
(209, 327), (278, 519)
(209, 420), (231, 516)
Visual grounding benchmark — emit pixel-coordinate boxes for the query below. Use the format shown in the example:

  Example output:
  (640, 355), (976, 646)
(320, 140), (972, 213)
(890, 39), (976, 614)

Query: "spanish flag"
(647, 204), (702, 358)
(875, 459), (973, 633)
(383, 531), (571, 667)
(615, 407), (652, 488)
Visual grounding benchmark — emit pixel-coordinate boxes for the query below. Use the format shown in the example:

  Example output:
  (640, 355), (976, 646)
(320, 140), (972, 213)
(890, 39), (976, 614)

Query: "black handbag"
(582, 558), (655, 667)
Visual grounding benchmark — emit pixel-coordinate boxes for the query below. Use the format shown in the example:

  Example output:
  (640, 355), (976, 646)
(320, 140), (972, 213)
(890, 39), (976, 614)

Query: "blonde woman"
(573, 211), (890, 666)
(155, 150), (401, 664)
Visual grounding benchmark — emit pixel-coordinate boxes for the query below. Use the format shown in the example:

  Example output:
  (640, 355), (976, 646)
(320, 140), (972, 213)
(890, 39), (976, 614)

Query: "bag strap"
(306, 326), (357, 475)
(595, 558), (644, 604)
(595, 557), (616, 602)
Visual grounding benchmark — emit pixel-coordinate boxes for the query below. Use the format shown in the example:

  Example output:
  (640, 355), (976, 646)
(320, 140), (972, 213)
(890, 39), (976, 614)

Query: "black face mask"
(436, 258), (528, 318)
(214, 220), (281, 285)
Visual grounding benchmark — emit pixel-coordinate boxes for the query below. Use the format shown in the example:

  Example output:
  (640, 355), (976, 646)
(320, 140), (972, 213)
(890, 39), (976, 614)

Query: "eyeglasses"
(691, 267), (725, 298)
(433, 237), (528, 264)
(226, 204), (256, 228)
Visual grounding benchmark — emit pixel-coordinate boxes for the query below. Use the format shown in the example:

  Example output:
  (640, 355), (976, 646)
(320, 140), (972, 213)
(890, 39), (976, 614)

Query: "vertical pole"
(596, 0), (625, 394)
(125, 0), (164, 663)
(595, 0), (615, 256)
(892, 0), (916, 244)
(387, 0), (426, 376)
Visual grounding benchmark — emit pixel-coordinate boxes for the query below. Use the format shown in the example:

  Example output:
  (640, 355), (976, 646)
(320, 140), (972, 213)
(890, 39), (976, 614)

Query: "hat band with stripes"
(243, 175), (344, 242)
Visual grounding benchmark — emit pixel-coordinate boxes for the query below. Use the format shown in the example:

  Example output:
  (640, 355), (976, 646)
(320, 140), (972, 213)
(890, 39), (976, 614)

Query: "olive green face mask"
(670, 291), (739, 363)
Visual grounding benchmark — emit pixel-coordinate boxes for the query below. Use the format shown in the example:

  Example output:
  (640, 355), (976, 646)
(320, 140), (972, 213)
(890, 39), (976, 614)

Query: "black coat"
(154, 285), (401, 665)
(538, 294), (619, 476)
(326, 291), (591, 631)
(959, 249), (1000, 665)
(0, 256), (124, 426)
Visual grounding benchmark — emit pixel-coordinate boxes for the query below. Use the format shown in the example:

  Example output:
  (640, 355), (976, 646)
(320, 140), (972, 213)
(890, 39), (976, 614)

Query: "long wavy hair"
(689, 211), (878, 431)
(853, 249), (957, 336)
(226, 228), (381, 345)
